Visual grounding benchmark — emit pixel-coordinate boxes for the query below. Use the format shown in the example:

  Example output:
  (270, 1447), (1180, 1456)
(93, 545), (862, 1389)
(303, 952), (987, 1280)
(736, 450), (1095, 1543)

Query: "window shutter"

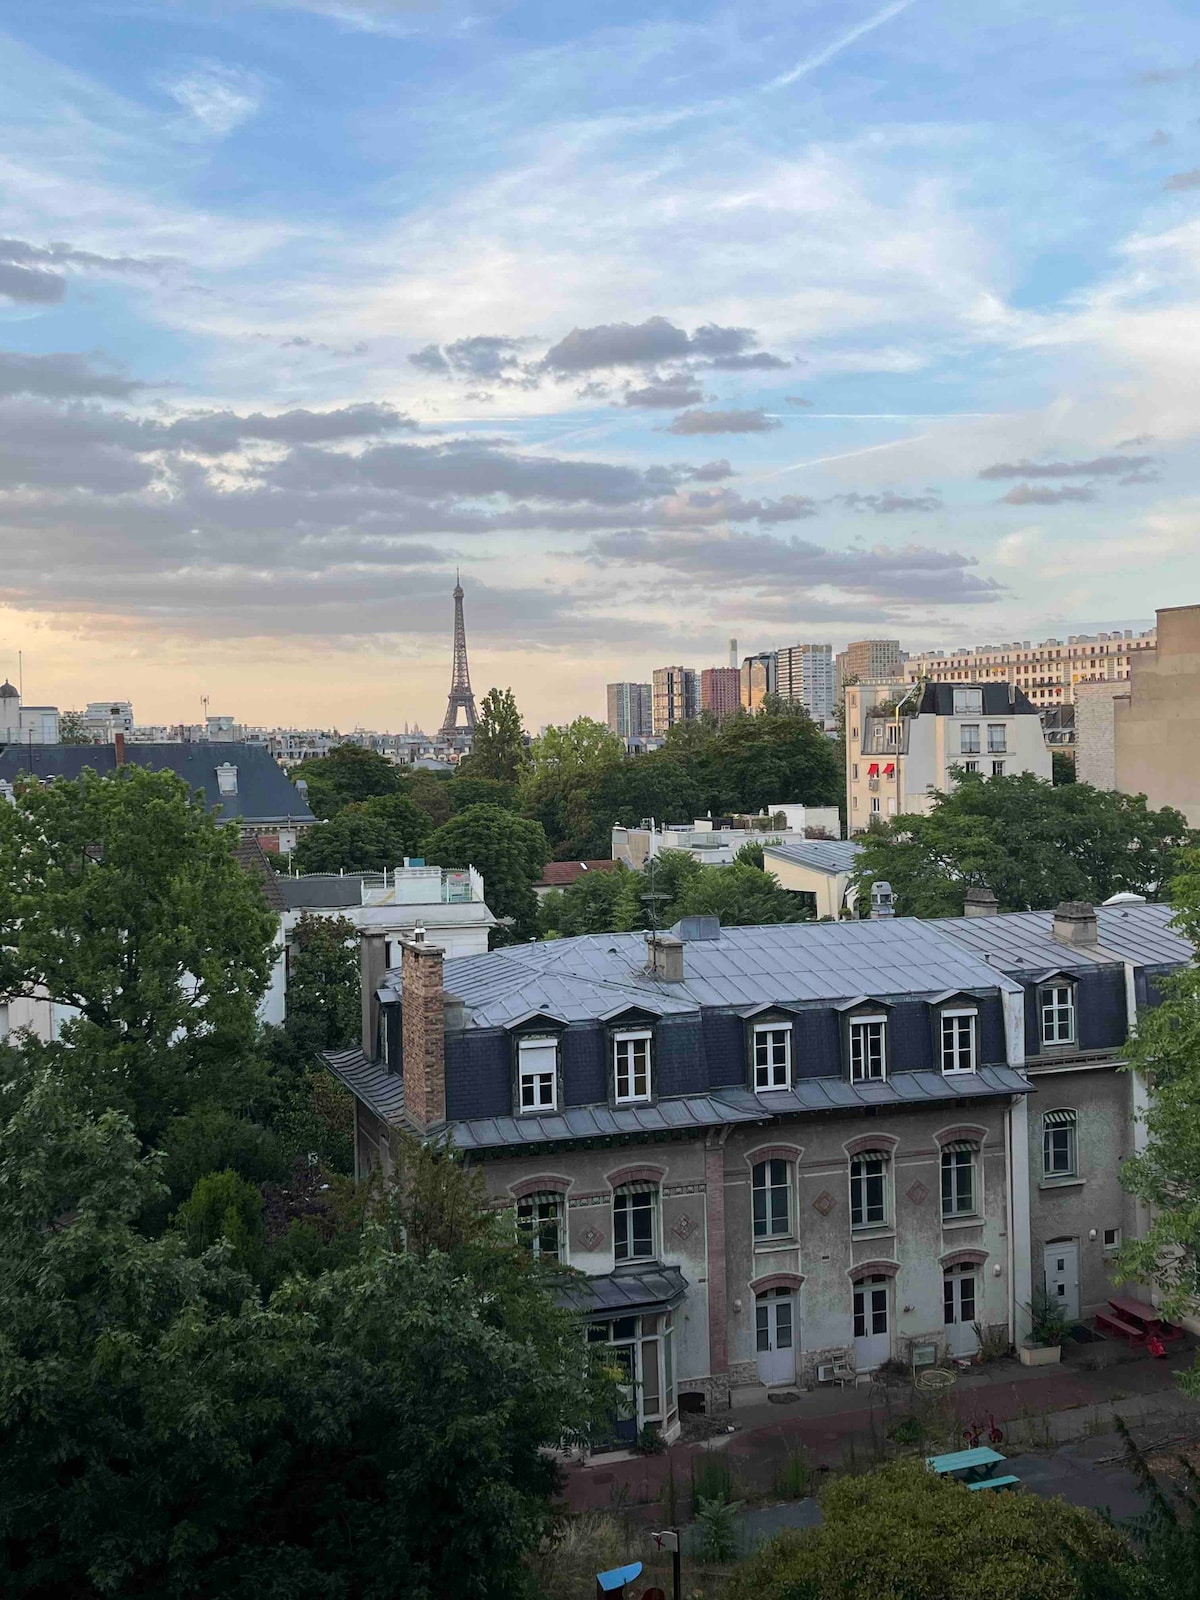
(1042, 1109), (1076, 1127)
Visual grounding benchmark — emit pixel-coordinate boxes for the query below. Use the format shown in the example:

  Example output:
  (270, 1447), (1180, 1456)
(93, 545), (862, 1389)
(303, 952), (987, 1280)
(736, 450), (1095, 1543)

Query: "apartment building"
(607, 681), (653, 741)
(651, 666), (700, 735)
(0, 681), (59, 745)
(776, 644), (836, 722)
(700, 666), (741, 722)
(326, 899), (1182, 1442)
(906, 628), (1156, 708)
(740, 652), (777, 712)
(612, 805), (842, 869)
(845, 681), (1051, 833)
(836, 639), (904, 693)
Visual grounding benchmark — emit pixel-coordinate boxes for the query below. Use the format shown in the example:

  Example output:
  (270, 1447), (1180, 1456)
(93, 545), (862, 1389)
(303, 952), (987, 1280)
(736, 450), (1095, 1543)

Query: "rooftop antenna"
(17, 650), (22, 700)
(640, 851), (671, 933)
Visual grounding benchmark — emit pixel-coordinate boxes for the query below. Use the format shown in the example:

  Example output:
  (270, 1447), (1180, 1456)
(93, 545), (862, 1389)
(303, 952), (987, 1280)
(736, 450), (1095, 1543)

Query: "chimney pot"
(1052, 900), (1098, 946)
(645, 931), (685, 982)
(963, 886), (999, 917)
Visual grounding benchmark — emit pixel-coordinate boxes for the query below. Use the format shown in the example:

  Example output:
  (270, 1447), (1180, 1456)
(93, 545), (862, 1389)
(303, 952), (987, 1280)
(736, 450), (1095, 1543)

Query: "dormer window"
(953, 688), (983, 716)
(940, 1009), (977, 1075)
(849, 1015), (887, 1083)
(517, 1036), (559, 1113)
(614, 1030), (652, 1104)
(753, 1022), (792, 1091)
(1039, 980), (1076, 1047)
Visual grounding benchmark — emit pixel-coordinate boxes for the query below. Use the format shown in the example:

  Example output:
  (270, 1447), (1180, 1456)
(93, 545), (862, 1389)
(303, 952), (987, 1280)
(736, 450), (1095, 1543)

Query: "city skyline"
(0, 1), (1197, 726)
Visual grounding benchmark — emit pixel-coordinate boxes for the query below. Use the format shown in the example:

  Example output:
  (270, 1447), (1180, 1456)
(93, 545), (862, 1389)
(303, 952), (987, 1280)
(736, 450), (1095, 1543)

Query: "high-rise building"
(652, 666), (700, 734)
(905, 627), (1156, 708)
(777, 643), (836, 722)
(606, 681), (653, 741)
(740, 652), (777, 713)
(700, 666), (741, 722)
(838, 639), (904, 689)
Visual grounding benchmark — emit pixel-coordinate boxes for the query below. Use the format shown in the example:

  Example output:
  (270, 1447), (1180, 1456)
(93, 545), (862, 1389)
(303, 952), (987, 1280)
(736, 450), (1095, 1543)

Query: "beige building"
(739, 652), (777, 712)
(907, 628), (1156, 709)
(651, 666), (699, 734)
(1073, 605), (1200, 826)
(845, 681), (1051, 833)
(836, 639), (904, 693)
(762, 838), (861, 919)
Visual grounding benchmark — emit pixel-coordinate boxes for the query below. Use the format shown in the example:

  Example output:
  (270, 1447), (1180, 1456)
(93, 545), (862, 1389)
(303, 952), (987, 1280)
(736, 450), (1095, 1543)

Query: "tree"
(0, 1064), (609, 1600)
(520, 717), (626, 858)
(592, 754), (703, 834)
(397, 768), (453, 829)
(423, 804), (549, 941)
(173, 1166), (267, 1277)
(672, 862), (808, 927)
(459, 687), (528, 784)
(852, 773), (1194, 918)
(291, 744), (402, 819)
(725, 1461), (1132, 1600)
(0, 765), (277, 1139)
(289, 795), (426, 875)
(285, 911), (360, 1052)
(1053, 749), (1076, 785)
(57, 710), (94, 745)
(538, 865), (631, 938)
(446, 775), (518, 813)
(697, 696), (843, 815)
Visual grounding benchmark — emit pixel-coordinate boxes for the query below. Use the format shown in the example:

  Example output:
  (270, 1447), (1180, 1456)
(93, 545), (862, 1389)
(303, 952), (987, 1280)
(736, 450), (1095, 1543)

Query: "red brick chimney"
(114, 731), (126, 764)
(400, 933), (446, 1128)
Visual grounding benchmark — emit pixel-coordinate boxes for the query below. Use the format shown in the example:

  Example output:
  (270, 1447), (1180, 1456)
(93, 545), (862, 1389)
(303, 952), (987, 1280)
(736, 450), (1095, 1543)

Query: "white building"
(776, 644), (836, 723)
(613, 806), (843, 869)
(0, 681), (59, 745)
(763, 838), (862, 919)
(846, 681), (1051, 833)
(278, 862), (496, 967)
(80, 700), (134, 741)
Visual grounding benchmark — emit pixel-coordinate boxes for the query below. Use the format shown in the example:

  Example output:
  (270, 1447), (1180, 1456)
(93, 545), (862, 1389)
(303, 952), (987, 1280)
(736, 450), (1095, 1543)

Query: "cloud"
(158, 402), (417, 454)
(1137, 60), (1200, 85)
(0, 351), (145, 400)
(684, 459), (734, 482)
(160, 64), (264, 137)
(1164, 169), (1200, 192)
(835, 489), (942, 514)
(624, 377), (706, 409)
(541, 316), (784, 376)
(978, 454), (1158, 480)
(0, 238), (167, 304)
(409, 334), (535, 386)
(999, 483), (1095, 505)
(706, 351), (791, 371)
(785, 396), (812, 409)
(665, 408), (782, 436)
(655, 487), (820, 525)
(0, 263), (64, 304)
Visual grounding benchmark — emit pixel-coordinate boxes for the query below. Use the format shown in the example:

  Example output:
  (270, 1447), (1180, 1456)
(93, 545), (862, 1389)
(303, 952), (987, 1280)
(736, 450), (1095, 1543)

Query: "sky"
(0, 0), (1198, 731)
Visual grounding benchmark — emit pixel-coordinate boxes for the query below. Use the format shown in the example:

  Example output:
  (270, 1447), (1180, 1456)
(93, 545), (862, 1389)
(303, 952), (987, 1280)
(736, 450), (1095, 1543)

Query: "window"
(991, 760), (1005, 777)
(1042, 1109), (1077, 1178)
(987, 724), (1007, 753)
(1103, 1227), (1121, 1254)
(613, 1183), (657, 1261)
(516, 1191), (564, 1261)
(753, 1158), (792, 1239)
(943, 1264), (976, 1326)
(517, 1037), (558, 1112)
(870, 796), (881, 813)
(962, 760), (979, 774)
(614, 1031), (652, 1104)
(753, 1023), (791, 1091)
(1039, 982), (1076, 1046)
(852, 763), (859, 779)
(850, 1153), (887, 1228)
(849, 1016), (886, 1083)
(953, 688), (983, 715)
(959, 724), (980, 755)
(941, 1145), (977, 1217)
(940, 1010), (976, 1075)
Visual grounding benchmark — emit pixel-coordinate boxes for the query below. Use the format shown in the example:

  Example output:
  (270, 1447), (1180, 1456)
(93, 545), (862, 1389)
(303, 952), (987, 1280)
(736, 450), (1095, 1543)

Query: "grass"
(691, 1451), (735, 1514)
(771, 1445), (813, 1500)
(530, 1512), (737, 1600)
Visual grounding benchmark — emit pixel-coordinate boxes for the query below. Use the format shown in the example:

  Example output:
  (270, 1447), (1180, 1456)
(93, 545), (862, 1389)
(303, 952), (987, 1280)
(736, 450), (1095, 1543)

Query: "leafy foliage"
(289, 792), (429, 874)
(459, 687), (528, 784)
(291, 742), (404, 818)
(538, 851), (807, 936)
(724, 1461), (1132, 1600)
(0, 1066), (611, 1599)
(0, 765), (277, 1141)
(283, 911), (360, 1053)
(446, 775), (518, 813)
(853, 773), (1194, 917)
(423, 803), (549, 942)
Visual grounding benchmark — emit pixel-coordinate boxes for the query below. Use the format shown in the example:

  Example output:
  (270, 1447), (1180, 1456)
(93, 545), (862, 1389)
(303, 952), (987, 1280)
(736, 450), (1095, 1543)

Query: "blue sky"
(0, 0), (1198, 728)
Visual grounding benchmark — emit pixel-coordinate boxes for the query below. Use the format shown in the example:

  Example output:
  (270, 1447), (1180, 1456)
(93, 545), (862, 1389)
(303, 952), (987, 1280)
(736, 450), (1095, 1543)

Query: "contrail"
(767, 0), (917, 91)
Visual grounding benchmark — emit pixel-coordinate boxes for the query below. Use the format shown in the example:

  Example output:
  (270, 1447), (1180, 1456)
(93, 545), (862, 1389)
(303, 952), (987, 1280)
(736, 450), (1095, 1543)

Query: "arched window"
(516, 1191), (564, 1262)
(613, 1183), (657, 1262)
(752, 1159), (792, 1240)
(940, 1142), (979, 1217)
(850, 1152), (888, 1229)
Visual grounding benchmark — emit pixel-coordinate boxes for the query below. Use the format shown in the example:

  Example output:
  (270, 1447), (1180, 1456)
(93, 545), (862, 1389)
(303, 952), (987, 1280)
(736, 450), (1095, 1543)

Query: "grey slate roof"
(279, 874), (363, 909)
(325, 1046), (407, 1121)
(933, 902), (1191, 973)
(763, 839), (862, 875)
(391, 917), (1024, 1030)
(0, 742), (314, 826)
(561, 1264), (688, 1317)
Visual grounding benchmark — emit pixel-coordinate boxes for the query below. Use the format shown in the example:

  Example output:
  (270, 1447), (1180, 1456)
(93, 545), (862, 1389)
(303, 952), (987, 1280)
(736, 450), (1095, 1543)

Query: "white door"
(756, 1289), (796, 1385)
(853, 1276), (890, 1370)
(1043, 1241), (1080, 1323)
(943, 1266), (979, 1358)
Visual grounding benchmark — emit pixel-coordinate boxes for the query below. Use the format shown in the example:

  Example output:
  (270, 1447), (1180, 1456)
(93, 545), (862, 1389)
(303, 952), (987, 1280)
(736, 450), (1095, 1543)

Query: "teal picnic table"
(926, 1446), (1006, 1483)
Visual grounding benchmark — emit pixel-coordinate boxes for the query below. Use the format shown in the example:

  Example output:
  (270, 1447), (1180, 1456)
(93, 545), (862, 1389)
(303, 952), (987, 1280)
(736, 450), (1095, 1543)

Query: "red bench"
(1095, 1308), (1147, 1344)
(1105, 1296), (1184, 1343)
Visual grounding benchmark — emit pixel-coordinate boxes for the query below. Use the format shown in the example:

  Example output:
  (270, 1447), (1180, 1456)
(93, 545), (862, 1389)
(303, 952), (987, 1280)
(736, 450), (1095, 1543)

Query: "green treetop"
(422, 803), (549, 942)
(459, 686), (528, 784)
(291, 743), (402, 818)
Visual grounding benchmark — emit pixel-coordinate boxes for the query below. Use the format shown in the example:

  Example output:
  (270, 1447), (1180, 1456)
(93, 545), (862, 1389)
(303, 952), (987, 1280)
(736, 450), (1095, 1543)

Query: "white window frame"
(614, 1030), (653, 1105)
(961, 760), (979, 774)
(517, 1036), (559, 1113)
(940, 1147), (977, 1217)
(953, 688), (983, 716)
(753, 1023), (792, 1091)
(1039, 982), (1076, 1047)
(848, 1015), (887, 1083)
(986, 723), (1007, 754)
(516, 1190), (565, 1262)
(1103, 1226), (1121, 1255)
(752, 1158), (793, 1240)
(1042, 1111), (1077, 1178)
(849, 1153), (888, 1228)
(991, 759), (1005, 777)
(940, 1009), (977, 1076)
(959, 724), (981, 755)
(613, 1183), (658, 1262)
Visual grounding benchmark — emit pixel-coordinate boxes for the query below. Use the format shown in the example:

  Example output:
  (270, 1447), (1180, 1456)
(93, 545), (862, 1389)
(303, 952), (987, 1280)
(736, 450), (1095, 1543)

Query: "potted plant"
(1019, 1286), (1073, 1365)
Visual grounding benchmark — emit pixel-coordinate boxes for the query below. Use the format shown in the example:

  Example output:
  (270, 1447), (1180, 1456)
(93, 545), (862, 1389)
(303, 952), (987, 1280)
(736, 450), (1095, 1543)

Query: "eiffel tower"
(439, 571), (477, 740)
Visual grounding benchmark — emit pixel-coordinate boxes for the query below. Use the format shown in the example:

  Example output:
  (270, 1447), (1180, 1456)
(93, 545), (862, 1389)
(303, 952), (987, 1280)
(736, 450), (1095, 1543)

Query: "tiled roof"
(561, 1264), (688, 1317)
(393, 917), (1023, 1029)
(324, 1046), (407, 1121)
(536, 860), (621, 889)
(763, 839), (862, 875)
(0, 742), (314, 826)
(933, 901), (1191, 972)
(234, 838), (287, 912)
